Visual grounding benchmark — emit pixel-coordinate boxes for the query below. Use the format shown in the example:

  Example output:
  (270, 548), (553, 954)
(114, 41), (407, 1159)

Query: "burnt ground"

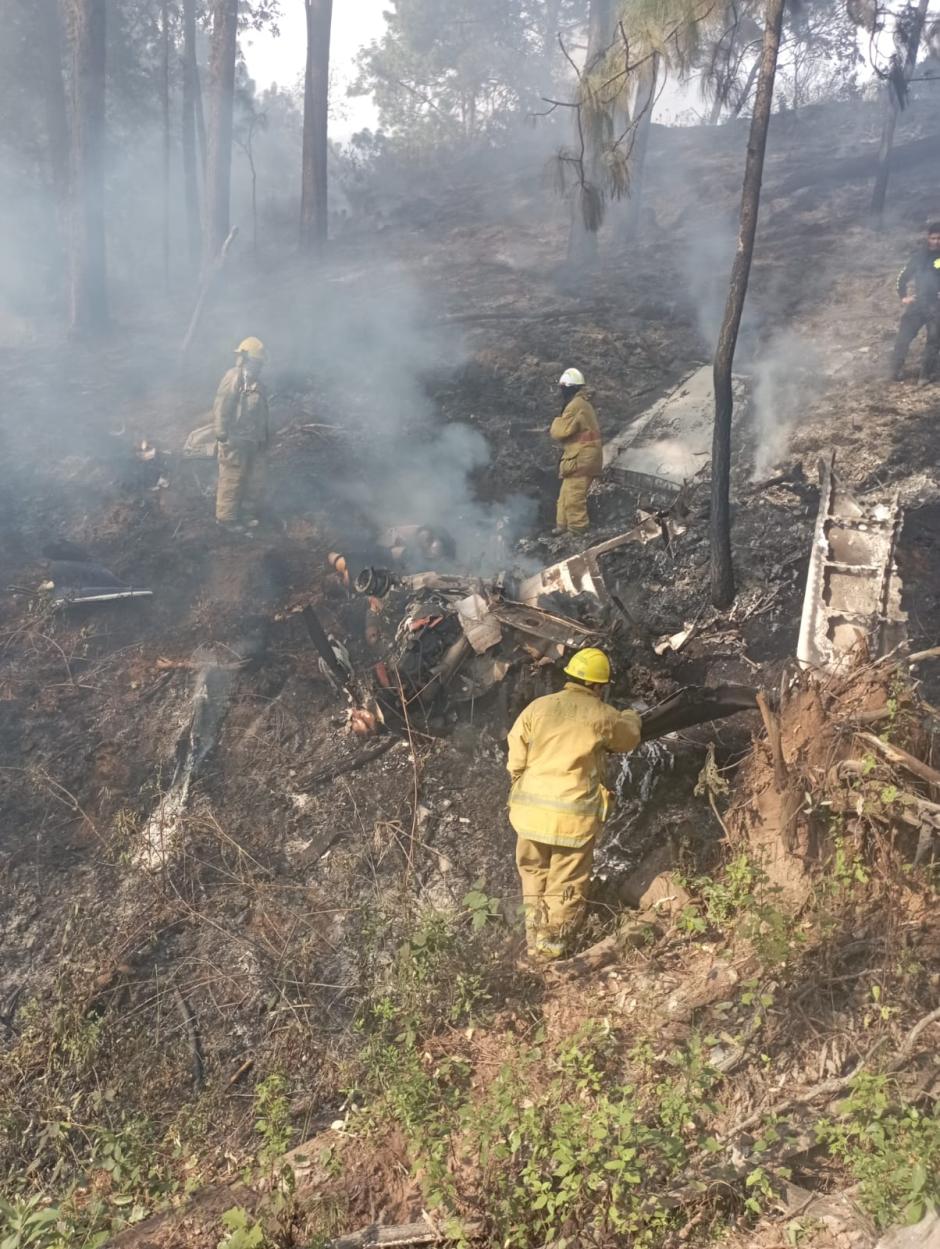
(1, 92), (940, 1245)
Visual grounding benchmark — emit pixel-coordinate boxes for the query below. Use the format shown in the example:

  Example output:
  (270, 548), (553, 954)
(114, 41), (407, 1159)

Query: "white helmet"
(559, 367), (585, 387)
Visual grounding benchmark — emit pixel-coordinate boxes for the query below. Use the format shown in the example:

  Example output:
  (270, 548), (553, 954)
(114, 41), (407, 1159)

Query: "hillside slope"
(0, 93), (938, 1249)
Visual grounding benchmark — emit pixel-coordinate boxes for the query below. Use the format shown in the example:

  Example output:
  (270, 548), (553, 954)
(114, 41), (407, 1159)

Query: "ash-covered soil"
(1, 92), (940, 1247)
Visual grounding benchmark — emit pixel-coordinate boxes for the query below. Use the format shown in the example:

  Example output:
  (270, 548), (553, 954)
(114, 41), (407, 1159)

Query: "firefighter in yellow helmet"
(213, 337), (270, 534)
(550, 368), (602, 535)
(507, 648), (641, 960)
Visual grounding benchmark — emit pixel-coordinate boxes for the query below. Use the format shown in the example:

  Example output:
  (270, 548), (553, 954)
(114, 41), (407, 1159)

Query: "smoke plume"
(749, 329), (821, 481)
(260, 266), (537, 571)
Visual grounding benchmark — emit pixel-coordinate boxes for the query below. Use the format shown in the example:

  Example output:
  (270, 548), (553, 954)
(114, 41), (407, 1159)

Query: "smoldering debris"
(137, 646), (249, 869)
(617, 738), (675, 805)
(36, 544), (153, 607)
(309, 503), (764, 748)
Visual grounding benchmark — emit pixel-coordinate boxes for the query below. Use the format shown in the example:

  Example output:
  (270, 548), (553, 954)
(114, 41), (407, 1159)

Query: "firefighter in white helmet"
(213, 337), (270, 534)
(550, 368), (602, 535)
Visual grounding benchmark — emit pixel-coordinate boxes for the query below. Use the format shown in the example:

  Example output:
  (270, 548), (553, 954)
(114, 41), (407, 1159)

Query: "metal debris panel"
(797, 455), (907, 671)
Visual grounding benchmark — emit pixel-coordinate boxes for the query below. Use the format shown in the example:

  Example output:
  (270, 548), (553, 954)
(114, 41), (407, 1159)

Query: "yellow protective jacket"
(550, 392), (602, 481)
(212, 367), (269, 449)
(507, 682), (642, 848)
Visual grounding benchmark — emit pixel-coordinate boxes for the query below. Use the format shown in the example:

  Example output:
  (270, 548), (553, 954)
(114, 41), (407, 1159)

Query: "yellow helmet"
(564, 647), (611, 684)
(236, 336), (267, 362)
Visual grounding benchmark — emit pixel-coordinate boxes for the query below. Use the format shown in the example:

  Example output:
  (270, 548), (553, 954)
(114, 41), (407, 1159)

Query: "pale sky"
(242, 1), (388, 136)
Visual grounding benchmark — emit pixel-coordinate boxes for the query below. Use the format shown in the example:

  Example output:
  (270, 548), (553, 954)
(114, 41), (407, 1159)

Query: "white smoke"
(749, 329), (821, 481)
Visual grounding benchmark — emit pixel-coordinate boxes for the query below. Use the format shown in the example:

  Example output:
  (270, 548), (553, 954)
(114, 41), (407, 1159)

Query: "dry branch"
(856, 732), (940, 788)
(905, 645), (940, 664)
(756, 691), (788, 791)
(713, 1004), (940, 1146)
(298, 739), (397, 792)
(172, 984), (205, 1091)
(181, 226), (238, 358)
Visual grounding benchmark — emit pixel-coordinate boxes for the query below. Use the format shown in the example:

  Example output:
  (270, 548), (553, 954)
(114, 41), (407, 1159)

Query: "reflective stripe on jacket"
(507, 682), (641, 847)
(550, 392), (603, 481)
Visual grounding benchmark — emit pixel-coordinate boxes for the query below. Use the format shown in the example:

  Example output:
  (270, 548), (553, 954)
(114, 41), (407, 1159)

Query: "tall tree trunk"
(195, 61), (208, 172)
(68, 0), (108, 335)
(181, 0), (201, 268)
(540, 0), (564, 58)
(710, 0), (784, 608)
(203, 0), (238, 268)
(620, 52), (659, 242)
(161, 0), (171, 288)
(870, 0), (929, 220)
(300, 0), (333, 254)
(37, 0), (70, 216)
(566, 0), (616, 266)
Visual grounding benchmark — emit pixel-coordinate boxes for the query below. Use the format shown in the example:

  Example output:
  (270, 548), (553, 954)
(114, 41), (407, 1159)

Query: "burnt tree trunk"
(300, 0), (333, 254)
(161, 0), (171, 288)
(68, 0), (108, 335)
(566, 0), (616, 266)
(620, 52), (659, 242)
(870, 0), (929, 221)
(181, 0), (201, 268)
(203, 0), (238, 269)
(38, 0), (70, 218)
(710, 0), (784, 608)
(195, 59), (208, 172)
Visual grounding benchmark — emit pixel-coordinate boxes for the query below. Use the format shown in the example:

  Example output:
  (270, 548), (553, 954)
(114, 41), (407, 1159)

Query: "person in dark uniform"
(890, 223), (940, 382)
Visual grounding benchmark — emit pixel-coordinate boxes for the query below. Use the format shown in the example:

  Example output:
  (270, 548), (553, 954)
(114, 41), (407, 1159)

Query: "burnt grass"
(1, 93), (940, 1246)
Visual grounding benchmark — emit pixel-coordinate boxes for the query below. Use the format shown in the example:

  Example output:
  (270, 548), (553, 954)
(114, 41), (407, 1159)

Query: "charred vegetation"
(1, 3), (939, 1248)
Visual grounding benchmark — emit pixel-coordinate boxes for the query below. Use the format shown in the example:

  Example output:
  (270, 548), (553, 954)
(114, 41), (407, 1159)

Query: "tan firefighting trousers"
(216, 443), (266, 523)
(556, 476), (592, 533)
(516, 834), (595, 958)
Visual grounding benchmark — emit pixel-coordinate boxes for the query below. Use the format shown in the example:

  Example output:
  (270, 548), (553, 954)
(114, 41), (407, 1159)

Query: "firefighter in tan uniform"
(214, 337), (270, 533)
(507, 648), (641, 960)
(550, 367), (602, 535)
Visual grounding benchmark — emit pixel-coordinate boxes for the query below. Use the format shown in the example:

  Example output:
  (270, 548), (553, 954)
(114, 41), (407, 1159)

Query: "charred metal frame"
(797, 455), (907, 671)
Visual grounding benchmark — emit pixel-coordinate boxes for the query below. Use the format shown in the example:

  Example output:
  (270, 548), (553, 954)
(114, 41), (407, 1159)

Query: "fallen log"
(326, 1218), (483, 1248)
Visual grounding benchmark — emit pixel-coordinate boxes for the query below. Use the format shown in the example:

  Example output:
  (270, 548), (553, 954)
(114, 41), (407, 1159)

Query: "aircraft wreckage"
(297, 494), (761, 741)
(133, 455), (911, 868)
(303, 454), (910, 742)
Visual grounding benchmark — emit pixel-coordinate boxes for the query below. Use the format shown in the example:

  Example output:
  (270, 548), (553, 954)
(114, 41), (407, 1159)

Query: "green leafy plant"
(461, 883), (502, 931)
(677, 853), (794, 965)
(217, 1206), (266, 1249)
(815, 1074), (940, 1228)
(253, 1075), (292, 1167)
(0, 1196), (66, 1249)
